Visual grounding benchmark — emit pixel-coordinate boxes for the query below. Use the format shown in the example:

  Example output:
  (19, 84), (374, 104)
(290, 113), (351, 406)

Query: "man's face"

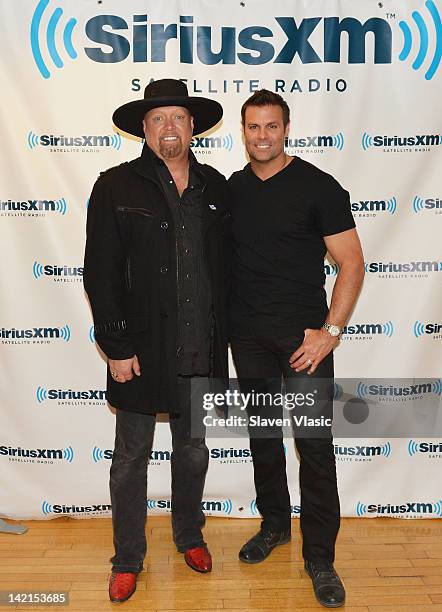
(143, 106), (194, 160)
(243, 104), (289, 164)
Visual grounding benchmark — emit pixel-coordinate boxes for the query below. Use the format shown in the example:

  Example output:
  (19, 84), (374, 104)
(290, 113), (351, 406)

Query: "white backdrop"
(1, 0), (441, 521)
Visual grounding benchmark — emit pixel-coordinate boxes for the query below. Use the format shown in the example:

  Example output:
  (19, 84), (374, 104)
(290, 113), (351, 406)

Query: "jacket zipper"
(125, 257), (132, 290)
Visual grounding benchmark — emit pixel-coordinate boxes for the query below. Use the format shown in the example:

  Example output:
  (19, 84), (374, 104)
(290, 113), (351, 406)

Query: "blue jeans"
(110, 377), (208, 573)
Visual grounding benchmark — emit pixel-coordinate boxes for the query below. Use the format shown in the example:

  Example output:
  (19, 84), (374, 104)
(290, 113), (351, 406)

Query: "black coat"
(83, 145), (231, 414)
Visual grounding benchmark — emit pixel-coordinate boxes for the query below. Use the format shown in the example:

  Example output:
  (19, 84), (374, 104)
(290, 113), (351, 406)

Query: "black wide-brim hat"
(113, 78), (223, 138)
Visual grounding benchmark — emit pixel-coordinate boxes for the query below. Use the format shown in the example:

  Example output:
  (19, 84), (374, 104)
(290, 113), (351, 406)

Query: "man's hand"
(289, 328), (339, 375)
(108, 355), (141, 383)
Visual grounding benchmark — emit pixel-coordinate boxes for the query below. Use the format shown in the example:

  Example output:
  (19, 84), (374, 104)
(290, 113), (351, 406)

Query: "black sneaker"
(305, 560), (345, 608)
(239, 527), (291, 564)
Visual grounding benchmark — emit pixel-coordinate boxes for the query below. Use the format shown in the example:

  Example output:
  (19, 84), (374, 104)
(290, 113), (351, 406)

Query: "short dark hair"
(241, 89), (290, 127)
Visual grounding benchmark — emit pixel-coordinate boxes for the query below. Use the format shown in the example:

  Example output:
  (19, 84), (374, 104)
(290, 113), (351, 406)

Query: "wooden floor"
(1, 516), (442, 611)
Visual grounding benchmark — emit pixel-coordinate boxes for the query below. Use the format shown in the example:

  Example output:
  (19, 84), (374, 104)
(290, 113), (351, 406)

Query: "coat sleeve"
(83, 172), (135, 360)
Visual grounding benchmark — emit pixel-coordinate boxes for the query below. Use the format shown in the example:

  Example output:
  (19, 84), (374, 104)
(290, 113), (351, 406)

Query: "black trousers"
(230, 333), (340, 562)
(110, 377), (208, 573)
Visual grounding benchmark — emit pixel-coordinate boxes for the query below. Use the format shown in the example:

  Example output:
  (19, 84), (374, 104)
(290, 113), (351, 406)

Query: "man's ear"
(285, 121), (290, 137)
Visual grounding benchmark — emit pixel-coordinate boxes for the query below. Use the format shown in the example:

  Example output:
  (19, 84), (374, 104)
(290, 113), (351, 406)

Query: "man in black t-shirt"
(229, 90), (364, 609)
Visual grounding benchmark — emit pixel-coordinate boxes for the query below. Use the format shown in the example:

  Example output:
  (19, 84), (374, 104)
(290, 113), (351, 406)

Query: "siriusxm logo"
(324, 262), (339, 276)
(1, 445), (73, 463)
(362, 132), (441, 150)
(412, 196), (442, 213)
(0, 198), (67, 215)
(351, 197), (396, 214)
(28, 131), (121, 150)
(33, 261), (84, 281)
(30, 1), (442, 80)
(1, 325), (71, 344)
(334, 442), (391, 461)
(42, 500), (111, 515)
(365, 260), (442, 274)
(285, 133), (344, 151)
(190, 134), (233, 152)
(92, 447), (171, 462)
(356, 499), (442, 517)
(210, 447), (252, 461)
(408, 439), (442, 456)
(342, 321), (394, 338)
(36, 386), (106, 404)
(147, 498), (233, 514)
(357, 380), (442, 400)
(413, 320), (442, 337)
(251, 499), (300, 517)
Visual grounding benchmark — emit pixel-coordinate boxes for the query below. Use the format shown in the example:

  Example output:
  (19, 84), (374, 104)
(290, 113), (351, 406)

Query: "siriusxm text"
(85, 15), (392, 65)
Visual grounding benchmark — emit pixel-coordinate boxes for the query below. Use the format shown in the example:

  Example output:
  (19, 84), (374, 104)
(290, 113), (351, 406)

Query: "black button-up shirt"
(152, 149), (212, 375)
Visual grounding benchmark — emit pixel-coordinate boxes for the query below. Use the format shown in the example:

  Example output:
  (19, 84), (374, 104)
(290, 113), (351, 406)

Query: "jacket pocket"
(117, 206), (156, 218)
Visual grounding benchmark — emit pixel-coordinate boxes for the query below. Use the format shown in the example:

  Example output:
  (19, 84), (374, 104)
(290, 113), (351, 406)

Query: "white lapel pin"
(208, 204), (217, 210)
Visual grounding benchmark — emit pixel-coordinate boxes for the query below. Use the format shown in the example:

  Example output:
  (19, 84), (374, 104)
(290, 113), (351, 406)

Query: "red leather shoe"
(184, 546), (212, 573)
(108, 572), (137, 603)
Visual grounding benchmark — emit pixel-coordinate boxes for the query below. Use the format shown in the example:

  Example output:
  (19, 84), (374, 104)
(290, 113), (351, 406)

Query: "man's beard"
(159, 138), (183, 159)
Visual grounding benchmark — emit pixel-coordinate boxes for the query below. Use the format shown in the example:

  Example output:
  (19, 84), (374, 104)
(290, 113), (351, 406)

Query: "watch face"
(329, 325), (341, 337)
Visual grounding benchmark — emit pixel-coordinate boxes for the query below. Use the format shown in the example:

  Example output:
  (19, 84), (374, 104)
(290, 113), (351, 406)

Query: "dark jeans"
(231, 333), (340, 562)
(110, 377), (208, 573)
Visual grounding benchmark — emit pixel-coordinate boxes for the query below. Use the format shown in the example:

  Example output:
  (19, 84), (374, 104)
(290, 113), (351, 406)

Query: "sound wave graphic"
(412, 196), (425, 213)
(356, 501), (367, 516)
(36, 386), (47, 403)
(42, 500), (53, 515)
(92, 446), (104, 462)
(89, 326), (95, 343)
(33, 261), (44, 279)
(60, 325), (71, 342)
(433, 499), (442, 517)
(408, 439), (420, 456)
(433, 379), (442, 395)
(382, 321), (394, 338)
(333, 132), (345, 151)
(381, 442), (391, 458)
(250, 499), (258, 515)
(55, 198), (67, 215)
(362, 132), (373, 150)
(63, 446), (74, 462)
(399, 1), (442, 80)
(28, 131), (40, 149)
(413, 320), (426, 337)
(333, 383), (343, 400)
(146, 499), (157, 510)
(386, 197), (397, 214)
(325, 263), (339, 276)
(30, 0), (78, 79)
(222, 134), (233, 151)
(222, 499), (233, 515)
(356, 382), (369, 399)
(111, 133), (122, 150)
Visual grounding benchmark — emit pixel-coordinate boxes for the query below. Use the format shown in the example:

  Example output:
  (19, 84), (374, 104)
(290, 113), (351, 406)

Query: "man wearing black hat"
(84, 79), (230, 603)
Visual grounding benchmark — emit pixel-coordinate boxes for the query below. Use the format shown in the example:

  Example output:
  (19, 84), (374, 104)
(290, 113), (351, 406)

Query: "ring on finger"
(306, 358), (312, 365)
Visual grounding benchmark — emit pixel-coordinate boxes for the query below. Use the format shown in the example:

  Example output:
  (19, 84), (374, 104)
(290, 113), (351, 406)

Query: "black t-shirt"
(228, 156), (356, 338)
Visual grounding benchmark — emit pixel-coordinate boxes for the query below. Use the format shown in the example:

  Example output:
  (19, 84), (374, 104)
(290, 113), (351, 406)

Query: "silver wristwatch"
(322, 322), (342, 337)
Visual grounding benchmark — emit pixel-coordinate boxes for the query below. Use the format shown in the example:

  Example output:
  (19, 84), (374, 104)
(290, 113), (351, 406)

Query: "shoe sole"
(239, 535), (291, 564)
(109, 584), (137, 603)
(304, 567), (345, 608)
